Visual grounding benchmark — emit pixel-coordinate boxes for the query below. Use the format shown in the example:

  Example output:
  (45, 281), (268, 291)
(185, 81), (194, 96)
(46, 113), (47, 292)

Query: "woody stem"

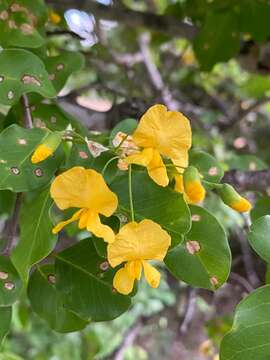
(128, 165), (135, 221)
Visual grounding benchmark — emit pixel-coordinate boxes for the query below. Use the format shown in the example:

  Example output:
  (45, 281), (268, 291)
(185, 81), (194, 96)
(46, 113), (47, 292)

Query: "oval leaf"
(0, 307), (12, 345)
(28, 264), (88, 332)
(251, 197), (270, 222)
(0, 125), (63, 192)
(0, 49), (56, 105)
(220, 285), (270, 360)
(248, 215), (270, 263)
(189, 150), (224, 183)
(11, 188), (57, 283)
(55, 239), (131, 321)
(165, 205), (231, 290)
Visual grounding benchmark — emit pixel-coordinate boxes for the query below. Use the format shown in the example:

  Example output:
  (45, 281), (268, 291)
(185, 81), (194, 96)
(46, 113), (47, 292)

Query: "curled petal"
(126, 260), (142, 280)
(52, 209), (83, 234)
(113, 265), (135, 295)
(147, 149), (168, 187)
(86, 212), (115, 243)
(142, 261), (161, 288)
(125, 148), (153, 167)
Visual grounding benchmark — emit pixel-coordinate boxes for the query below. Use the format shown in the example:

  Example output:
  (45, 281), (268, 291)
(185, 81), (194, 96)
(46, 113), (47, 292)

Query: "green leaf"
(0, 256), (22, 306)
(189, 150), (224, 183)
(238, 1), (270, 41)
(44, 51), (85, 93)
(111, 171), (191, 247)
(0, 307), (12, 345)
(0, 125), (63, 192)
(248, 215), (270, 263)
(0, 0), (47, 48)
(241, 75), (270, 99)
(227, 154), (267, 171)
(220, 285), (270, 360)
(11, 188), (57, 283)
(109, 118), (137, 146)
(165, 205), (231, 290)
(28, 264), (88, 333)
(251, 197), (270, 222)
(0, 191), (15, 215)
(0, 49), (56, 106)
(194, 11), (240, 71)
(55, 239), (131, 321)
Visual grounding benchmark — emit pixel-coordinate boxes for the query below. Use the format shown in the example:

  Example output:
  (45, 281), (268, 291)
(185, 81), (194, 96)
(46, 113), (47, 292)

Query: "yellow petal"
(108, 219), (171, 267)
(174, 174), (184, 193)
(184, 180), (206, 204)
(142, 261), (161, 288)
(31, 144), (53, 164)
(147, 149), (168, 187)
(126, 260), (142, 280)
(52, 209), (83, 234)
(133, 104), (192, 162)
(50, 167), (118, 216)
(86, 212), (115, 243)
(230, 197), (252, 212)
(125, 148), (153, 167)
(113, 266), (135, 295)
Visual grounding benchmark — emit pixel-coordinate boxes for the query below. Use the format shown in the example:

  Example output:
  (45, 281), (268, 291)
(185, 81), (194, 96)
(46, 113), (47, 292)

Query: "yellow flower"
(50, 167), (118, 243)
(125, 104), (192, 187)
(49, 10), (61, 24)
(107, 219), (171, 295)
(174, 166), (205, 204)
(31, 144), (53, 164)
(230, 197), (252, 212)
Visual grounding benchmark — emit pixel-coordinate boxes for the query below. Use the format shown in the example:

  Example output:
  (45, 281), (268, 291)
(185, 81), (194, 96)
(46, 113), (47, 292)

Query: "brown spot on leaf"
(0, 159), (7, 164)
(47, 274), (56, 284)
(21, 75), (41, 87)
(191, 214), (201, 222)
(56, 63), (64, 71)
(0, 271), (8, 280)
(208, 167), (218, 176)
(0, 75), (4, 82)
(99, 261), (109, 271)
(79, 151), (88, 159)
(11, 167), (20, 175)
(49, 73), (56, 81)
(4, 281), (15, 290)
(17, 138), (27, 145)
(50, 116), (57, 124)
(20, 23), (34, 35)
(8, 19), (17, 29)
(0, 10), (8, 21)
(210, 276), (219, 287)
(34, 168), (43, 177)
(186, 240), (201, 255)
(118, 214), (128, 224)
(7, 90), (14, 100)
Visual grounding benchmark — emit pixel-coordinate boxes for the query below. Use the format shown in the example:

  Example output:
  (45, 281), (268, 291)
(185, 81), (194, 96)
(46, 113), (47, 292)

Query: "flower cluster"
(46, 104), (252, 295)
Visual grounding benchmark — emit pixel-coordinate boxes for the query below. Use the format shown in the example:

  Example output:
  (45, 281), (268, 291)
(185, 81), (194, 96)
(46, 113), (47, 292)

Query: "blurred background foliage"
(1, 0), (270, 358)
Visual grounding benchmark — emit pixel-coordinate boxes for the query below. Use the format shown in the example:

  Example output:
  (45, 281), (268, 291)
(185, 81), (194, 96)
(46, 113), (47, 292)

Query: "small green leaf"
(0, 256), (22, 306)
(11, 188), (57, 283)
(189, 150), (224, 183)
(0, 125), (63, 192)
(194, 11), (240, 71)
(0, 49), (56, 105)
(44, 51), (85, 93)
(55, 239), (131, 321)
(220, 285), (270, 360)
(165, 205), (231, 290)
(111, 172), (191, 247)
(248, 215), (270, 263)
(251, 197), (270, 222)
(28, 264), (88, 333)
(0, 307), (12, 345)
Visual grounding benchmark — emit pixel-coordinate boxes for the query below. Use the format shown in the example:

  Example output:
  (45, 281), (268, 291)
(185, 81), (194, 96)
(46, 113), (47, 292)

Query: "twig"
(21, 94), (33, 128)
(229, 272), (254, 293)
(113, 321), (142, 360)
(1, 194), (22, 256)
(179, 288), (197, 334)
(222, 169), (270, 193)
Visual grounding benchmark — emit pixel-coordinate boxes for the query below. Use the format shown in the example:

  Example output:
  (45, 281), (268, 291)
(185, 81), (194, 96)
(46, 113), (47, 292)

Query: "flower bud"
(218, 184), (252, 212)
(49, 10), (61, 24)
(31, 131), (62, 164)
(183, 166), (206, 203)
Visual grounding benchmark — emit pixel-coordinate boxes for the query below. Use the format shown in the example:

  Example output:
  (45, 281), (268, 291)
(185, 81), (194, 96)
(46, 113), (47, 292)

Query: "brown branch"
(21, 94), (33, 128)
(1, 194), (22, 256)
(46, 0), (197, 39)
(223, 169), (270, 193)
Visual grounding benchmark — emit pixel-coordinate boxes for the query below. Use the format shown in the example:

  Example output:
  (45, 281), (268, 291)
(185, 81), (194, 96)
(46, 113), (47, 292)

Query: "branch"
(46, 0), (197, 40)
(1, 194), (22, 256)
(223, 169), (270, 193)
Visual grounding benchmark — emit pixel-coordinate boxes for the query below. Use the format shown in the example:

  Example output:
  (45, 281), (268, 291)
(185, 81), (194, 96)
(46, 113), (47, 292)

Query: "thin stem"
(101, 156), (119, 176)
(21, 94), (33, 128)
(128, 165), (135, 221)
